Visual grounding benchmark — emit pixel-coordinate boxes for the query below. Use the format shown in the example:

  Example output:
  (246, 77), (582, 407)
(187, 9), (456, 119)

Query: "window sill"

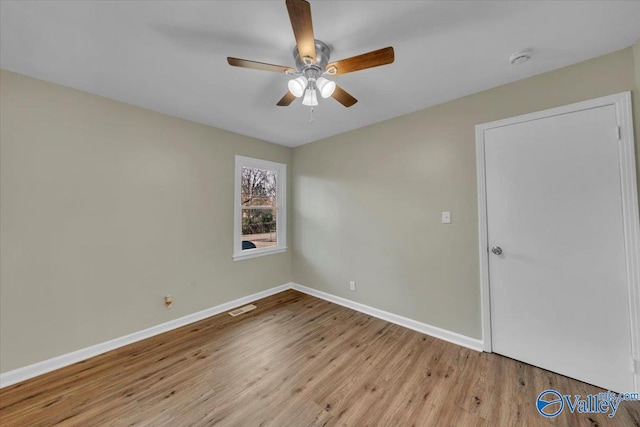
(233, 246), (288, 261)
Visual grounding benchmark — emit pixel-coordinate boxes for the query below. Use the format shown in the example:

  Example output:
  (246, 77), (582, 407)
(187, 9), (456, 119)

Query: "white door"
(483, 102), (635, 392)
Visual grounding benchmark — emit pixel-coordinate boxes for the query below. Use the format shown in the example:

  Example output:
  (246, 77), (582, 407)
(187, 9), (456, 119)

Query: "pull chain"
(309, 107), (314, 123)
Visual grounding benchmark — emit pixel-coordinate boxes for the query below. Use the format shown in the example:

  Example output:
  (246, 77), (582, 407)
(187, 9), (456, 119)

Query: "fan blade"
(227, 57), (294, 73)
(326, 47), (394, 75)
(286, 0), (316, 64)
(277, 91), (297, 106)
(331, 85), (358, 108)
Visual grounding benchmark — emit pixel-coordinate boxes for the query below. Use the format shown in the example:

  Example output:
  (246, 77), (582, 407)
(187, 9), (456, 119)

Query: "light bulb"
(302, 88), (318, 106)
(316, 77), (336, 98)
(287, 76), (308, 98)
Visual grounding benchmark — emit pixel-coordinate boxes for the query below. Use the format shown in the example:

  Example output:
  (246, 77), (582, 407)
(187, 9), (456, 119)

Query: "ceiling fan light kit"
(316, 77), (335, 98)
(227, 0), (395, 112)
(302, 88), (318, 106)
(288, 75), (308, 97)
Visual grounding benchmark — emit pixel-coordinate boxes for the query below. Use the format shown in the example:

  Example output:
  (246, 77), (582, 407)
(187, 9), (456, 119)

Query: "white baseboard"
(0, 283), (290, 389)
(1, 281), (484, 389)
(290, 283), (484, 352)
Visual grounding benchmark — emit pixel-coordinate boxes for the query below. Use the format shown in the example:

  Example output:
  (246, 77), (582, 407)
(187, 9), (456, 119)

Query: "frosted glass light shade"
(287, 76), (308, 98)
(302, 88), (318, 106)
(316, 77), (336, 98)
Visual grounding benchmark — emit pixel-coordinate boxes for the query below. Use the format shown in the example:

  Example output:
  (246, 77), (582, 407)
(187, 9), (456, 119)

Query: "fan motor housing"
(294, 39), (331, 73)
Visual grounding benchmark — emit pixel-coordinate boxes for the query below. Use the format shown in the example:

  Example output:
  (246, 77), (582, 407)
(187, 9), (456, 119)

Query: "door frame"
(475, 92), (640, 391)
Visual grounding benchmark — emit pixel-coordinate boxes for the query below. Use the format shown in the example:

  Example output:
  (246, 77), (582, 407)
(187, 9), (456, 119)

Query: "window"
(233, 156), (287, 261)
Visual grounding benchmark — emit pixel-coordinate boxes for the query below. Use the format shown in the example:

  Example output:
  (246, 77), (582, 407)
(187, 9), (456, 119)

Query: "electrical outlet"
(164, 295), (173, 309)
(349, 281), (356, 291)
(442, 211), (451, 224)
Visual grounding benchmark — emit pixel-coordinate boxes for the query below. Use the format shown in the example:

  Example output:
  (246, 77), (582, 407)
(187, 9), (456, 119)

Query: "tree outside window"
(234, 156), (287, 260)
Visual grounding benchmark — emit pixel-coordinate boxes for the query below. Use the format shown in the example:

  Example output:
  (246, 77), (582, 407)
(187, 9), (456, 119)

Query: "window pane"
(241, 167), (277, 207)
(241, 208), (277, 250)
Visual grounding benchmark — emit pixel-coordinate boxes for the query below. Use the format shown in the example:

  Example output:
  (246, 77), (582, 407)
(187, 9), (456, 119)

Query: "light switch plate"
(442, 211), (451, 224)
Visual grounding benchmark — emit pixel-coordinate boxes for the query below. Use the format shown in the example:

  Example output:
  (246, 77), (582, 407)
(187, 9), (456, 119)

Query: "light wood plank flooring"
(1, 289), (639, 426)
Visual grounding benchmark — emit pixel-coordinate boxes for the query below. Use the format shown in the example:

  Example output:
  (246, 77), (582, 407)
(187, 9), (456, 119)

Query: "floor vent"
(228, 304), (257, 317)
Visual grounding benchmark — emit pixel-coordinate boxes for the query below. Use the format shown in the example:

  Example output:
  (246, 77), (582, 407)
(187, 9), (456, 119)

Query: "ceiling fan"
(227, 0), (394, 108)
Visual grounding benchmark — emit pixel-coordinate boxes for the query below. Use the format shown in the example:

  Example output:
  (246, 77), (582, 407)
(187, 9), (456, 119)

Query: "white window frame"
(233, 155), (287, 261)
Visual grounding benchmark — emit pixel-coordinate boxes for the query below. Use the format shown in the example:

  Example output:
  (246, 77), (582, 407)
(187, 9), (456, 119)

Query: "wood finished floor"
(1, 289), (639, 426)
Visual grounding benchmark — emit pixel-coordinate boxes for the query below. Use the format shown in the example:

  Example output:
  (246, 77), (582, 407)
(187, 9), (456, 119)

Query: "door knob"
(491, 246), (503, 255)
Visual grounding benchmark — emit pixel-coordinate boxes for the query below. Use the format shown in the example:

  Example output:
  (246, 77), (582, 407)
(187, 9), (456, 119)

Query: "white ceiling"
(2, 1), (640, 147)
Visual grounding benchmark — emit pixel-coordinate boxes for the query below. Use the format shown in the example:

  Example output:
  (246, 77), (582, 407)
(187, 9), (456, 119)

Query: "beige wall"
(0, 70), (292, 373)
(2, 44), (639, 374)
(292, 47), (638, 339)
(635, 39), (640, 89)
(634, 39), (640, 174)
